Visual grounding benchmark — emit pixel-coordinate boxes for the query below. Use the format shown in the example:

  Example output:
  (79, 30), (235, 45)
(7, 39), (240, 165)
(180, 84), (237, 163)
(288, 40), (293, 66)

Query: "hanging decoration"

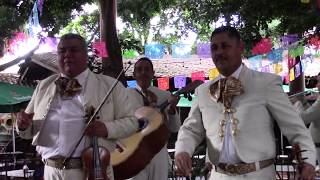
(197, 43), (211, 58)
(174, 75), (187, 89)
(37, 0), (44, 16)
(281, 34), (299, 48)
(172, 44), (192, 58)
(261, 65), (271, 73)
(145, 44), (165, 59)
(267, 48), (283, 62)
(289, 45), (304, 58)
(122, 49), (137, 59)
(289, 68), (295, 81)
(288, 56), (296, 69)
(273, 63), (283, 75)
(27, 0), (41, 36)
(93, 41), (109, 58)
(36, 37), (58, 53)
(191, 71), (205, 82)
(308, 36), (320, 50)
(209, 68), (219, 80)
(295, 62), (301, 78)
(7, 32), (27, 54)
(251, 38), (273, 55)
(248, 55), (263, 70)
(157, 77), (170, 90)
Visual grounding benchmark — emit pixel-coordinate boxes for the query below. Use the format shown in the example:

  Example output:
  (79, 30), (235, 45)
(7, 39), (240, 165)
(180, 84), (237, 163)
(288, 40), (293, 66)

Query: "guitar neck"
(157, 91), (180, 111)
(158, 100), (170, 111)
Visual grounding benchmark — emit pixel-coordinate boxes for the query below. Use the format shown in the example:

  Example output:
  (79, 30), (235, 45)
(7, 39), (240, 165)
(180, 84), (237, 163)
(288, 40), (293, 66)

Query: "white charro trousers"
(44, 165), (85, 180)
(131, 147), (169, 180)
(209, 165), (276, 180)
(44, 165), (115, 180)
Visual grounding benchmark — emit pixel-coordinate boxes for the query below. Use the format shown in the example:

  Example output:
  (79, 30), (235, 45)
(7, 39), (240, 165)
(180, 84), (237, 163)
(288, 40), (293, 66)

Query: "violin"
(63, 64), (132, 180)
(82, 106), (110, 180)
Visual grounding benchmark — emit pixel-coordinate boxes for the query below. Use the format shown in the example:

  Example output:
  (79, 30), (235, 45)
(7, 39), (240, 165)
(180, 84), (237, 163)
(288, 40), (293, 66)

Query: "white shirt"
(36, 69), (89, 159)
(218, 64), (243, 164)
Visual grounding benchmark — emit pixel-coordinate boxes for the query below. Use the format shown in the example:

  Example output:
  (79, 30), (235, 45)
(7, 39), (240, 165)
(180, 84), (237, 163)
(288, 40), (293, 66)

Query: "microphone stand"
(62, 62), (132, 168)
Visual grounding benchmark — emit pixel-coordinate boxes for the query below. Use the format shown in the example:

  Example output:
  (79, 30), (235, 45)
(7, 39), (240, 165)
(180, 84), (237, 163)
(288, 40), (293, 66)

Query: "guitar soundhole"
(138, 118), (149, 131)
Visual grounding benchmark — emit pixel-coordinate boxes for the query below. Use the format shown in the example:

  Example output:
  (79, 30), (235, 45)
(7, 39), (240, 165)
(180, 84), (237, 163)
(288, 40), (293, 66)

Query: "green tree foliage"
(117, 0), (178, 45)
(59, 10), (100, 41)
(176, 0), (320, 54)
(1, 0), (320, 59)
(118, 29), (143, 53)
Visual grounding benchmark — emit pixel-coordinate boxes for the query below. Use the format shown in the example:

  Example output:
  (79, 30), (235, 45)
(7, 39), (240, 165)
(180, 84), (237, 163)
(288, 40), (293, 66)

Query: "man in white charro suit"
(174, 26), (316, 180)
(16, 33), (138, 180)
(128, 57), (181, 180)
(295, 73), (320, 163)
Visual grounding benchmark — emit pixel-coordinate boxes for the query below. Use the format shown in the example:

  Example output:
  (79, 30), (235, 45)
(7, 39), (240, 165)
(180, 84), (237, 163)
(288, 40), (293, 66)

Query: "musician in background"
(294, 72), (320, 163)
(127, 57), (181, 180)
(16, 33), (138, 180)
(174, 26), (316, 180)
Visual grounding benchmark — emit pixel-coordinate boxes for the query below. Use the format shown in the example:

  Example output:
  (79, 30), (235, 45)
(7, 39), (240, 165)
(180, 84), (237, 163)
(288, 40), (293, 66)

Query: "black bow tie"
(55, 77), (82, 99)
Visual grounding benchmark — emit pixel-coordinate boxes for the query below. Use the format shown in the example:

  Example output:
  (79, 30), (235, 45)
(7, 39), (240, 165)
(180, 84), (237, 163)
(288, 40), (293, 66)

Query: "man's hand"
(16, 110), (34, 130)
(85, 120), (108, 137)
(168, 95), (180, 114)
(298, 163), (315, 180)
(174, 152), (192, 176)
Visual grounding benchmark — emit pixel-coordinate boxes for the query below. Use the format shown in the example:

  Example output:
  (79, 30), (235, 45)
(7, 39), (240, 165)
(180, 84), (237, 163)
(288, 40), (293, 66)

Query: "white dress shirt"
(36, 69), (89, 159)
(218, 64), (243, 164)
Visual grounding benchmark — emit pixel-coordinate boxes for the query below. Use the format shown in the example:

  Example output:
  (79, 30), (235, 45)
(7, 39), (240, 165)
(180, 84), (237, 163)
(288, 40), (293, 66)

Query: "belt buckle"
(225, 164), (238, 174)
(56, 159), (65, 169)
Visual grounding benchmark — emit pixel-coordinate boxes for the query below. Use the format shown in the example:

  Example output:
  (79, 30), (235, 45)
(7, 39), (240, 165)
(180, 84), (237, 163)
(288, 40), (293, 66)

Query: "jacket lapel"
(232, 64), (250, 107)
(83, 71), (100, 108)
(33, 76), (59, 145)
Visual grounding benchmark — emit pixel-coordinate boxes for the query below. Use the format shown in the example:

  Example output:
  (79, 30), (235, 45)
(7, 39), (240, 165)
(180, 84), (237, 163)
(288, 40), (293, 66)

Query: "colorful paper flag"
(287, 57), (296, 69)
(37, 0), (44, 16)
(295, 62), (301, 78)
(281, 34), (299, 48)
(248, 55), (263, 70)
(261, 65), (271, 73)
(93, 41), (109, 58)
(289, 68), (295, 81)
(172, 44), (192, 58)
(145, 44), (165, 59)
(191, 71), (205, 82)
(274, 64), (283, 75)
(267, 48), (283, 62)
(285, 74), (290, 84)
(174, 76), (187, 89)
(197, 43), (211, 58)
(123, 49), (137, 59)
(157, 77), (170, 90)
(209, 68), (219, 80)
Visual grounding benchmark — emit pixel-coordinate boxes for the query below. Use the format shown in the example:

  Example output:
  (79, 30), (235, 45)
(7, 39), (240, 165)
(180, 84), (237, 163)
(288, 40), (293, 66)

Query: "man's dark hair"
(210, 26), (241, 42)
(134, 57), (154, 71)
(59, 33), (87, 51)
